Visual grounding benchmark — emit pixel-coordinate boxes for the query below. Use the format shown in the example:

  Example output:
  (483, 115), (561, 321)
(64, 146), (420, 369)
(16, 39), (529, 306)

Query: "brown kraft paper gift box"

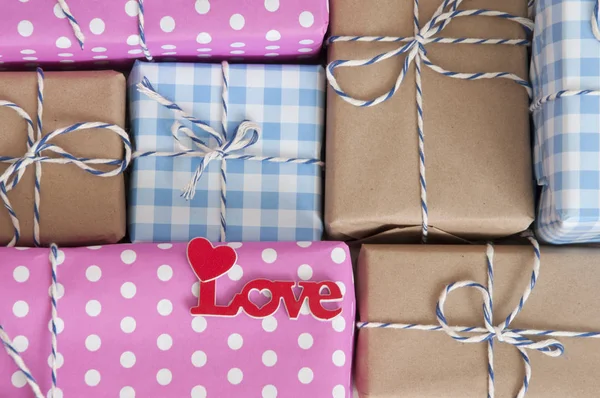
(356, 244), (600, 397)
(0, 71), (127, 246)
(325, 0), (534, 242)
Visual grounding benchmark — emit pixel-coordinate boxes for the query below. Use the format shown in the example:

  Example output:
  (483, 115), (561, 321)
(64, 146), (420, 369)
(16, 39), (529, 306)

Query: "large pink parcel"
(0, 241), (354, 398)
(0, 0), (328, 66)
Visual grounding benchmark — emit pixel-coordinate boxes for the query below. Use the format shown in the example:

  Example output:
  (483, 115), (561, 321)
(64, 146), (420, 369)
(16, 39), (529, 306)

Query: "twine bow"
(358, 233), (600, 398)
(132, 61), (323, 242)
(0, 68), (132, 247)
(326, 0), (534, 242)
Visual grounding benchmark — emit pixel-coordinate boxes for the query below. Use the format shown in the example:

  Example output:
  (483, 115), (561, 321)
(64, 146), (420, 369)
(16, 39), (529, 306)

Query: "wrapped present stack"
(2, 0), (600, 397)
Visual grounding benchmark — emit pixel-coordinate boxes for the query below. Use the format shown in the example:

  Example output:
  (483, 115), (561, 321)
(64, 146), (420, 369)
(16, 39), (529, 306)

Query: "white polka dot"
(300, 300), (311, 315)
(266, 30), (281, 41)
(93, 55), (108, 59)
(86, 245), (102, 250)
(157, 369), (172, 386)
(230, 42), (245, 48)
(88, 18), (105, 35)
(192, 282), (200, 298)
(18, 21), (34, 37)
(14, 247), (29, 250)
(192, 316), (207, 333)
(197, 54), (211, 58)
(191, 350), (207, 367)
(265, 53), (279, 57)
(85, 369), (101, 386)
(127, 34), (140, 46)
(297, 264), (313, 280)
(299, 39), (315, 45)
(224, 263), (243, 281)
(197, 48), (212, 52)
(157, 299), (173, 316)
(157, 264), (173, 281)
(262, 385), (278, 398)
(13, 266), (29, 282)
(161, 44), (176, 50)
(336, 281), (346, 296)
(160, 16), (175, 33)
(299, 11), (315, 27)
(46, 388), (63, 398)
(229, 14), (245, 30)
(48, 318), (64, 334)
(298, 333), (313, 349)
(121, 282), (137, 299)
(128, 49), (142, 55)
(297, 241), (312, 247)
(54, 3), (66, 18)
(230, 50), (245, 55)
(91, 47), (107, 53)
(121, 317), (136, 333)
(298, 48), (313, 53)
(59, 59), (74, 63)
(331, 247), (347, 264)
(332, 350), (346, 366)
(264, 0), (279, 11)
(125, 0), (139, 16)
(265, 45), (280, 50)
(195, 0), (210, 14)
(12, 335), (28, 353)
(227, 368), (243, 385)
(227, 242), (243, 248)
(13, 301), (29, 318)
(85, 335), (101, 351)
(120, 386), (136, 398)
(55, 250), (65, 265)
(86, 265), (102, 282)
(227, 333), (243, 350)
(85, 300), (102, 317)
(262, 350), (277, 367)
(298, 367), (314, 384)
(58, 53), (73, 57)
(47, 352), (64, 369)
(11, 371), (26, 388)
(20, 49), (36, 55)
(262, 316), (277, 332)
(262, 248), (277, 263)
(121, 249), (137, 264)
(22, 56), (37, 61)
(120, 351), (136, 368)
(332, 385), (345, 398)
(196, 32), (212, 44)
(157, 334), (173, 351)
(332, 316), (346, 332)
(191, 385), (207, 398)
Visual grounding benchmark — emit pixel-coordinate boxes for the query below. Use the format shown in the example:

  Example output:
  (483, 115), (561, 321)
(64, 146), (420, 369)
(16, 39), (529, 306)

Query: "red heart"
(187, 238), (238, 282)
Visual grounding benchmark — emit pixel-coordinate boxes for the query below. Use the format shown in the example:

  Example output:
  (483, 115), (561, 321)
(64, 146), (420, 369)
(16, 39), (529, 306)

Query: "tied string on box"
(0, 68), (132, 247)
(358, 232), (600, 398)
(132, 61), (324, 242)
(326, 0), (534, 243)
(0, 245), (61, 398)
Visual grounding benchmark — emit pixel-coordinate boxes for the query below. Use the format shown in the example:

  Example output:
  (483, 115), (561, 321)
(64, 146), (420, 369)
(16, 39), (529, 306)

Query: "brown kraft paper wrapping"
(356, 244), (600, 397)
(0, 71), (127, 246)
(325, 0), (534, 241)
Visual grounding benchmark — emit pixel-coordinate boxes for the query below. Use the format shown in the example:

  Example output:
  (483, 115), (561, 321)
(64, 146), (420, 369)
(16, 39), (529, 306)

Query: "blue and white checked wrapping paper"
(128, 61), (325, 243)
(532, 0), (600, 244)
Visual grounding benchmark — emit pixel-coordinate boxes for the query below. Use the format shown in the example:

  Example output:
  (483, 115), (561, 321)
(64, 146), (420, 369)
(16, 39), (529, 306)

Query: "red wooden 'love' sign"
(187, 238), (344, 321)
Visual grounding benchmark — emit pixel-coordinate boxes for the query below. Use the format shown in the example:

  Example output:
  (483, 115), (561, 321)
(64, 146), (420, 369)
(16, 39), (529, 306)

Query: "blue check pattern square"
(532, 0), (600, 244)
(128, 61), (325, 243)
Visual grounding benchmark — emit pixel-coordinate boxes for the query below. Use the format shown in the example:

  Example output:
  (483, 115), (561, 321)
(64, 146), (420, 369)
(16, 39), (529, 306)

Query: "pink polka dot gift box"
(0, 0), (328, 66)
(0, 240), (354, 398)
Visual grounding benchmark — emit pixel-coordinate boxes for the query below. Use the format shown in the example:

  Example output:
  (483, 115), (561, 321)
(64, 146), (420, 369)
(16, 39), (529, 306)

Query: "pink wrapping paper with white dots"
(0, 241), (354, 398)
(0, 0), (328, 66)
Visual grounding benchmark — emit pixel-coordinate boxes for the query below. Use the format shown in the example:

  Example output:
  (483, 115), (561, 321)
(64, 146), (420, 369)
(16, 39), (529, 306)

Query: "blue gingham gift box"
(128, 61), (325, 243)
(532, 0), (600, 244)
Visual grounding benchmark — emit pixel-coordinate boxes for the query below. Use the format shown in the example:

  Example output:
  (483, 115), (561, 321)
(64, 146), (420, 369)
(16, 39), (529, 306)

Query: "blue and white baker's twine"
(0, 245), (61, 398)
(132, 61), (324, 242)
(326, 0), (534, 243)
(0, 68), (132, 247)
(358, 232), (600, 398)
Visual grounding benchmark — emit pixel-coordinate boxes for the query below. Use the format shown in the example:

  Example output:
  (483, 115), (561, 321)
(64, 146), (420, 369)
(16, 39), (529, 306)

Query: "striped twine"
(358, 233), (600, 398)
(137, 0), (153, 61)
(326, 0), (534, 243)
(132, 61), (324, 242)
(56, 0), (85, 50)
(0, 245), (62, 398)
(0, 68), (132, 247)
(593, 0), (600, 41)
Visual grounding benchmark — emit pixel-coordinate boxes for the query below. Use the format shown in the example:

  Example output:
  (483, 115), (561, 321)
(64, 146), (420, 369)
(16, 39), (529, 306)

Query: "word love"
(187, 238), (344, 321)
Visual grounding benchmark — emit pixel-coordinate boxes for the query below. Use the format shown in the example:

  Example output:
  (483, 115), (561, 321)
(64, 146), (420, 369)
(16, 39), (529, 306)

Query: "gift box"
(532, 0), (600, 244)
(0, 0), (328, 67)
(128, 61), (325, 243)
(0, 69), (129, 247)
(0, 240), (354, 398)
(355, 243), (600, 397)
(325, 0), (535, 242)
